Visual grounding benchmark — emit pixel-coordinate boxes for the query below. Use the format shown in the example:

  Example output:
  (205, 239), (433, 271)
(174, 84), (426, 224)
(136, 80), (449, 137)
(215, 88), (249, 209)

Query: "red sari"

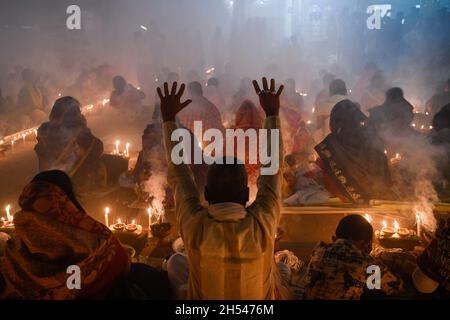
(0, 181), (129, 299)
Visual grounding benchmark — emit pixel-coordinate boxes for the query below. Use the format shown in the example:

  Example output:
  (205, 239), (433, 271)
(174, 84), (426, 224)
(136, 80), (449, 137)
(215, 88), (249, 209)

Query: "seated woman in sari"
(0, 171), (169, 299)
(314, 100), (394, 203)
(110, 75), (146, 119)
(35, 97), (104, 192)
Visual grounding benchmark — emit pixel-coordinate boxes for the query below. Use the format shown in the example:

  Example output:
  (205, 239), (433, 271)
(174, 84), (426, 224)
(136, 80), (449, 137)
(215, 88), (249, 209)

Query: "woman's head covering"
(30, 170), (84, 213)
(369, 87), (414, 131)
(49, 96), (86, 126)
(329, 100), (369, 149)
(235, 100), (262, 130)
(330, 100), (366, 134)
(0, 175), (129, 299)
(315, 100), (392, 203)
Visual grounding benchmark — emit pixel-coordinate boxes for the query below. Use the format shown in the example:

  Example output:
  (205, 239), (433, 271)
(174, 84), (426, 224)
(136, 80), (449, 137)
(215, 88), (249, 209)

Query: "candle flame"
(394, 220), (399, 232)
(105, 207), (110, 214)
(132, 219), (136, 224)
(147, 207), (152, 216)
(416, 213), (421, 222)
(382, 220), (387, 228)
(117, 218), (122, 224)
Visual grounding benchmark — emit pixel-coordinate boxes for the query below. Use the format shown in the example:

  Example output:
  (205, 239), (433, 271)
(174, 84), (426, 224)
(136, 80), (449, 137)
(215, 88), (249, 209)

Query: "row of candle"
(0, 96), (110, 159)
(104, 206), (162, 230)
(364, 213), (421, 238)
(112, 140), (131, 157)
(0, 205), (14, 227)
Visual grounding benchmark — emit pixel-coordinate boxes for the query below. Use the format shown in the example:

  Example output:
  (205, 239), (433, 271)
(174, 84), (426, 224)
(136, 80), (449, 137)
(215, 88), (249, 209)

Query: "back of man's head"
(113, 76), (126, 90)
(205, 157), (249, 205)
(329, 79), (347, 96)
(188, 81), (203, 96)
(385, 87), (404, 102)
(335, 215), (373, 245)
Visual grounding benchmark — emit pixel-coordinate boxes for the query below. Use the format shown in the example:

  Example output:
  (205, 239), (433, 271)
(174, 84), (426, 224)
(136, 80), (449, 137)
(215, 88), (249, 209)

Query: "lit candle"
(102, 98), (110, 106)
(392, 220), (401, 238)
(5, 205), (12, 222)
(115, 140), (120, 155)
(132, 219), (136, 225)
(104, 207), (110, 227)
(113, 218), (125, 231)
(416, 214), (421, 238)
(125, 143), (130, 157)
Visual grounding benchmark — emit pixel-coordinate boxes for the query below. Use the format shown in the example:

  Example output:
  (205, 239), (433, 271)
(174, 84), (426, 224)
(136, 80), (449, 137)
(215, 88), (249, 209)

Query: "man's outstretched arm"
(158, 82), (202, 223)
(250, 78), (284, 229)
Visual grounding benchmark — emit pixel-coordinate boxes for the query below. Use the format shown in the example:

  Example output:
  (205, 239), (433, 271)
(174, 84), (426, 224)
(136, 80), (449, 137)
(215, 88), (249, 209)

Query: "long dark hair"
(31, 170), (85, 213)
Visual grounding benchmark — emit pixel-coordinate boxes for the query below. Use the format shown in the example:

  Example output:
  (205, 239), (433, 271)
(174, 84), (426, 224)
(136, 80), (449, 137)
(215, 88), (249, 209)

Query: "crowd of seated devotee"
(0, 72), (449, 300)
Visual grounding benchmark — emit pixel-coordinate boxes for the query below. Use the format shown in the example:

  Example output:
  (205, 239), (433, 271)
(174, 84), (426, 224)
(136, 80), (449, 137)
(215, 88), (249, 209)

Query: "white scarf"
(207, 202), (247, 222)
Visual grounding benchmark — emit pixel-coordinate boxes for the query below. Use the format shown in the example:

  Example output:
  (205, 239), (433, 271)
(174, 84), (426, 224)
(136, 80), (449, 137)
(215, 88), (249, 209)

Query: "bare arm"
(158, 83), (203, 223)
(249, 78), (284, 226)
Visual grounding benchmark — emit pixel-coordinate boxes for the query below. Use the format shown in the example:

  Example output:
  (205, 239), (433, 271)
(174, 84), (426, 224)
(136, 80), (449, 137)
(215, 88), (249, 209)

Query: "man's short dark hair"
(386, 87), (404, 102)
(113, 75), (126, 90)
(188, 81), (203, 96)
(335, 215), (373, 243)
(205, 157), (248, 204)
(329, 79), (347, 96)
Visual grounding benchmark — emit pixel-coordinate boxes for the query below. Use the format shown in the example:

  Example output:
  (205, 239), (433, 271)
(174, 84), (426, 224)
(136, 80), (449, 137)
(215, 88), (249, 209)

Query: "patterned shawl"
(0, 181), (129, 300)
(315, 100), (393, 203)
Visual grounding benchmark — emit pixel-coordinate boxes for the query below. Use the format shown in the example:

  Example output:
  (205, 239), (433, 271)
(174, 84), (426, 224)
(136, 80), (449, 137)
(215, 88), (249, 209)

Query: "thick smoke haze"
(1, 0), (449, 108)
